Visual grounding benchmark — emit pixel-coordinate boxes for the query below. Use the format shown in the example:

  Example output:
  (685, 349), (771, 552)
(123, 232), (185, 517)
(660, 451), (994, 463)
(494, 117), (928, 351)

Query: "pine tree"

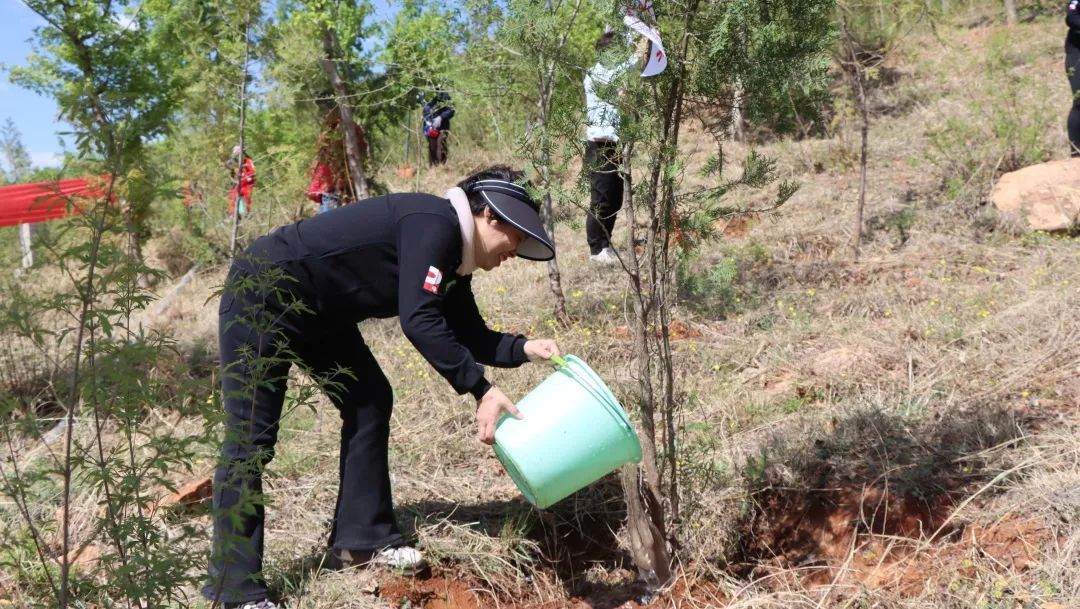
(603, 0), (834, 585)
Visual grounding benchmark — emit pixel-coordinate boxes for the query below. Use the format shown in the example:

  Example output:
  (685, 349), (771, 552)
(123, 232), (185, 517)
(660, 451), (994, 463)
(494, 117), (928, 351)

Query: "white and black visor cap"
(470, 179), (556, 261)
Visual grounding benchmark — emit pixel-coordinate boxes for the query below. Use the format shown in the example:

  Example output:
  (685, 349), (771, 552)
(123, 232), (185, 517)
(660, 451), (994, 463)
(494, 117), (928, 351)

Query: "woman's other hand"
(476, 386), (521, 445)
(523, 339), (561, 363)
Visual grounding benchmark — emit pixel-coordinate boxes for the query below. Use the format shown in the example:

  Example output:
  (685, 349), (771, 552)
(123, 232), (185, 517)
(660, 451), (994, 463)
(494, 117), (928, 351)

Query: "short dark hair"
(315, 91), (335, 112)
(595, 31), (616, 52)
(457, 165), (532, 215)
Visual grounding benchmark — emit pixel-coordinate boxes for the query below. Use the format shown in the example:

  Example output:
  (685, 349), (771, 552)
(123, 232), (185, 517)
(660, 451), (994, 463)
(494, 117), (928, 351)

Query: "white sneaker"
(589, 247), (619, 265)
(226, 601), (279, 609)
(335, 546), (427, 574)
(370, 546), (427, 572)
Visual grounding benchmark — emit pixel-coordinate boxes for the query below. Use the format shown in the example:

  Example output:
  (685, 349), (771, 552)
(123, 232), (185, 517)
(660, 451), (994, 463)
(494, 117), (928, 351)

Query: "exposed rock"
(157, 476), (213, 509)
(991, 158), (1080, 232)
(667, 319), (702, 340)
(62, 543), (102, 574)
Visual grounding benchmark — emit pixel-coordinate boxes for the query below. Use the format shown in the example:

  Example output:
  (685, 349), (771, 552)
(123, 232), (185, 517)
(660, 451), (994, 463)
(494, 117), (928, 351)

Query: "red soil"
(737, 482), (1054, 595)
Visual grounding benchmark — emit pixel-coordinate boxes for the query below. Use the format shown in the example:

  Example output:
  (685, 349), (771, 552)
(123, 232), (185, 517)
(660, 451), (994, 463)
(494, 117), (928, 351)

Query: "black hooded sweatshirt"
(1068, 0), (1080, 47)
(238, 192), (527, 399)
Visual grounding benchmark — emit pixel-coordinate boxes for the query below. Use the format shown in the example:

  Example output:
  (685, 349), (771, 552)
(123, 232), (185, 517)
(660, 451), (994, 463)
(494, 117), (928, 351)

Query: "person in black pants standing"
(583, 31), (639, 264)
(202, 166), (561, 609)
(422, 90), (455, 166)
(1067, 0), (1080, 155)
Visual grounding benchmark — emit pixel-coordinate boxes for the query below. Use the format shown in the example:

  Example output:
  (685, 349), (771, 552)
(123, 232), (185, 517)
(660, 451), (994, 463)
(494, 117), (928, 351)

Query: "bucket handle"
(549, 354), (616, 411)
(548, 354), (634, 435)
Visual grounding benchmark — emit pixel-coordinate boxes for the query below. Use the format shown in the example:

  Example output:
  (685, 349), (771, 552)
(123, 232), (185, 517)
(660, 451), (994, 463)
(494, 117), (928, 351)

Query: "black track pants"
(202, 267), (402, 604)
(1066, 41), (1080, 156)
(584, 140), (623, 255)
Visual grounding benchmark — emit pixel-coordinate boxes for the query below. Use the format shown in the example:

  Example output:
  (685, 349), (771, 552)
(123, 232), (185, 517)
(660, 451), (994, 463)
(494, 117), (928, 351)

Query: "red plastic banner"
(0, 178), (103, 227)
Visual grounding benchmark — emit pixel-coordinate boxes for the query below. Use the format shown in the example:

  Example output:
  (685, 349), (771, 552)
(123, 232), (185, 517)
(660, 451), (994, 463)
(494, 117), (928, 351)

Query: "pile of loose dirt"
(377, 569), (727, 609)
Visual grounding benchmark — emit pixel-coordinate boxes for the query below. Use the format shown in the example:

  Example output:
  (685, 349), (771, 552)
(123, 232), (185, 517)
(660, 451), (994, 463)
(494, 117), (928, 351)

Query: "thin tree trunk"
(58, 176), (115, 609)
(1004, 0), (1017, 25)
(542, 186), (569, 323)
(537, 96), (568, 323)
(620, 464), (672, 589)
(852, 68), (868, 259)
(639, 2), (696, 508)
(19, 223), (33, 269)
(414, 114), (422, 190)
(229, 23), (251, 258)
(635, 164), (661, 500)
(658, 38), (693, 523)
(620, 138), (672, 589)
(533, 0), (582, 325)
(321, 28), (368, 201)
(124, 199), (142, 266)
(839, 17), (870, 260)
(730, 80), (745, 142)
(403, 113), (411, 166)
(332, 29), (369, 200)
(730, 26), (747, 142)
(618, 3), (700, 585)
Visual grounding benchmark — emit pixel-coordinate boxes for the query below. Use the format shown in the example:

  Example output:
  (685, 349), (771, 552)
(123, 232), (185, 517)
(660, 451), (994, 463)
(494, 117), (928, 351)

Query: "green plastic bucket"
(493, 355), (642, 508)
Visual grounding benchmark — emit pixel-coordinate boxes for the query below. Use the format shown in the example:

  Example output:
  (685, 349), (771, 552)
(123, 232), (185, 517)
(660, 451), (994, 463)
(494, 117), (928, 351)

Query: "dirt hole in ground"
(732, 479), (1055, 595)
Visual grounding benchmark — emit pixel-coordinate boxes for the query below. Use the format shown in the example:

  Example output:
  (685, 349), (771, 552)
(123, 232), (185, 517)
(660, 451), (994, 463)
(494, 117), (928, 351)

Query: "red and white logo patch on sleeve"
(423, 266), (443, 294)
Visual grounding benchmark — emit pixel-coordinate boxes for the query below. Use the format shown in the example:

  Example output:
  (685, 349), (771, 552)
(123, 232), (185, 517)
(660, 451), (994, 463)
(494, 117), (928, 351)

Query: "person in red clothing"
(182, 180), (204, 208)
(307, 106), (368, 214)
(306, 151), (346, 215)
(228, 145), (256, 217)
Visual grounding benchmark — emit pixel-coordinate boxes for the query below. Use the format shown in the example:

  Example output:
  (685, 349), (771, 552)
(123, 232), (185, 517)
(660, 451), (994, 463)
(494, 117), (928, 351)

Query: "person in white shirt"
(583, 31), (639, 264)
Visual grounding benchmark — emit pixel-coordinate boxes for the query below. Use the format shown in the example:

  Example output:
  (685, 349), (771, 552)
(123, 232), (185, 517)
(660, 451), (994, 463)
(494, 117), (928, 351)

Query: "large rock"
(991, 158), (1080, 231)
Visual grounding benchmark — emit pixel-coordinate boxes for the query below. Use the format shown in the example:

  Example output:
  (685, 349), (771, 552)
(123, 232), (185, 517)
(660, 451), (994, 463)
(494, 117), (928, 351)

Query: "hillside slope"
(3, 13), (1078, 609)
